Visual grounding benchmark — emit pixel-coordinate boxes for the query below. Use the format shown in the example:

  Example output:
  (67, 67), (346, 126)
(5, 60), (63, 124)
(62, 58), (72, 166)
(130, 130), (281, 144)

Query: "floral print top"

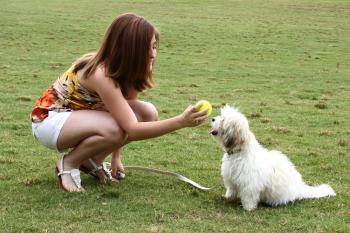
(31, 65), (105, 123)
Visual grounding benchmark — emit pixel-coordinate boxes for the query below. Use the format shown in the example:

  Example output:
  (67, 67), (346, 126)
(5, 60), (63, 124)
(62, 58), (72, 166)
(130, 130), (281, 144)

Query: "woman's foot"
(56, 157), (84, 192)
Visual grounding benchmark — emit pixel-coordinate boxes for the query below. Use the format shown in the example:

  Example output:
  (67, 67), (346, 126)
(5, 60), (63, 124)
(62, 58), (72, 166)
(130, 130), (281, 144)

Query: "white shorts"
(32, 111), (72, 152)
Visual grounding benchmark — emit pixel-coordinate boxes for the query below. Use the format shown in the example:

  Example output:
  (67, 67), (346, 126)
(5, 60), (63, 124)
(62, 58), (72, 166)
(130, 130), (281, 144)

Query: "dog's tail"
(299, 184), (336, 199)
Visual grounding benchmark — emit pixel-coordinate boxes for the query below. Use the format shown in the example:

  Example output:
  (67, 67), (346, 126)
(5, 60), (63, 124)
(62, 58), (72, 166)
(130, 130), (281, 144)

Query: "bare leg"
(59, 100), (159, 189)
(56, 110), (127, 192)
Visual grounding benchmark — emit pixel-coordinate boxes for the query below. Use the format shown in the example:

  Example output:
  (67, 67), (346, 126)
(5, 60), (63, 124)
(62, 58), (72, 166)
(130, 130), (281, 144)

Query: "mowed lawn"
(0, 0), (349, 232)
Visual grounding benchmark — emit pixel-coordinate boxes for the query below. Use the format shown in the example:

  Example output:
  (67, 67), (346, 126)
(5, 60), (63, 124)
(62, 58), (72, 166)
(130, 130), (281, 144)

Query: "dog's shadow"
(212, 194), (305, 212)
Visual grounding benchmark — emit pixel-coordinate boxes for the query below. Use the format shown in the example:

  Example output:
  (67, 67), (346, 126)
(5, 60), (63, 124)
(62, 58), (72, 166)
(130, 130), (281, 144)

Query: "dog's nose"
(211, 130), (218, 136)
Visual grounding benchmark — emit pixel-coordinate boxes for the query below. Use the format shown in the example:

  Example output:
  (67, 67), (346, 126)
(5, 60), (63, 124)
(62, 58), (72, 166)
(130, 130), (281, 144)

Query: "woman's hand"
(179, 103), (209, 127)
(111, 150), (125, 179)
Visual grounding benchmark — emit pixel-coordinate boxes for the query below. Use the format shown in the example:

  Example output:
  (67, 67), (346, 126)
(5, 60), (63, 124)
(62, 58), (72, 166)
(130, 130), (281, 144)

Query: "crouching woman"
(31, 13), (208, 192)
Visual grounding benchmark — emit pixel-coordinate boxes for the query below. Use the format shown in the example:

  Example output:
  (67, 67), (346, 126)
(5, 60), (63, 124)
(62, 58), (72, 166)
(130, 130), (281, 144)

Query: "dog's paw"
(222, 195), (235, 204)
(242, 202), (258, 211)
(243, 206), (256, 211)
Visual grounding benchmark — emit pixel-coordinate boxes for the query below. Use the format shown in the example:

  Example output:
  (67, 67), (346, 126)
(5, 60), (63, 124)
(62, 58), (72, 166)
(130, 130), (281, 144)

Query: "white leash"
(106, 163), (212, 191)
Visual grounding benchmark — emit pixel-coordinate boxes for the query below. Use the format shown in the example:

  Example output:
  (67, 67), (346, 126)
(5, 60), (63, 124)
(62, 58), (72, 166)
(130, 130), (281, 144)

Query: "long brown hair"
(73, 13), (159, 97)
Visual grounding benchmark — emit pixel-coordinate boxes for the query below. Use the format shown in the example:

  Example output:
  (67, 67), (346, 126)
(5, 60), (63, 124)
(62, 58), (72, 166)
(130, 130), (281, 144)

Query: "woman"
(31, 13), (208, 192)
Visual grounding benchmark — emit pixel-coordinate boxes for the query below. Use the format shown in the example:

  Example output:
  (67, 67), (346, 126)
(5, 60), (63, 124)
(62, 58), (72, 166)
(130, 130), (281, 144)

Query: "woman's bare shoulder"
(79, 66), (114, 92)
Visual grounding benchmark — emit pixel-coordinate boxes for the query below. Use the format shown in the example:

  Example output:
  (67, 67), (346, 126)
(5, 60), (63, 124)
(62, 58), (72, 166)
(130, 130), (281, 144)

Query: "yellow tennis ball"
(195, 100), (212, 116)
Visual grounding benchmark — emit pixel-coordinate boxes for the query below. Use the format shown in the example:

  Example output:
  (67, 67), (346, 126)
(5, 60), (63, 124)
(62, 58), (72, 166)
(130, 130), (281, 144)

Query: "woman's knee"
(141, 102), (158, 122)
(128, 100), (158, 122)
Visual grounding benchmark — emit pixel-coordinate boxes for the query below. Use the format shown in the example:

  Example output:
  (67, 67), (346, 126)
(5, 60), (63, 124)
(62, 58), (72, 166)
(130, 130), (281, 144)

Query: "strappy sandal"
(79, 159), (118, 184)
(56, 156), (84, 192)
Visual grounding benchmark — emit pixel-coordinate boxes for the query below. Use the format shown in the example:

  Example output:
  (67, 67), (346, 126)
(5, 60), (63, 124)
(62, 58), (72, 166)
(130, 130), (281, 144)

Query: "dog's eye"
(211, 118), (216, 122)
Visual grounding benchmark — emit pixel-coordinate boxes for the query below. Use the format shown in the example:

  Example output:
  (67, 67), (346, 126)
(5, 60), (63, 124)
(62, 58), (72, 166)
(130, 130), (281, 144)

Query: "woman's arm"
(89, 68), (208, 141)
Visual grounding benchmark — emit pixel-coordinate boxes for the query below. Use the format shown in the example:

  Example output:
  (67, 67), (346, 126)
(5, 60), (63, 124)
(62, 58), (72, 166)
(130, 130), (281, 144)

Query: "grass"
(0, 0), (349, 232)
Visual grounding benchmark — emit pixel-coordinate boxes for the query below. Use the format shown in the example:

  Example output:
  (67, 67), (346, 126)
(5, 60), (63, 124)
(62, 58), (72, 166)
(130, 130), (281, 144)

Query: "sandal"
(56, 156), (84, 192)
(79, 159), (117, 184)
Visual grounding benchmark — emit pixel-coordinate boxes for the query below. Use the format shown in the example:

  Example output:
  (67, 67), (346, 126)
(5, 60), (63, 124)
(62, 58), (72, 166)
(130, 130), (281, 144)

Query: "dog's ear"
(221, 120), (247, 149)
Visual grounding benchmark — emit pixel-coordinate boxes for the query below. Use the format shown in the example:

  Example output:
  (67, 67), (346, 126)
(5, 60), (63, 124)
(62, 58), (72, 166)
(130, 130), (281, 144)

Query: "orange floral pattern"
(31, 65), (105, 123)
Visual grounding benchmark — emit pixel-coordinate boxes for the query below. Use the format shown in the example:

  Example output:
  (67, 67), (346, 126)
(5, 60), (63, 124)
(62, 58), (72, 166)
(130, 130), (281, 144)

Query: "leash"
(106, 163), (212, 191)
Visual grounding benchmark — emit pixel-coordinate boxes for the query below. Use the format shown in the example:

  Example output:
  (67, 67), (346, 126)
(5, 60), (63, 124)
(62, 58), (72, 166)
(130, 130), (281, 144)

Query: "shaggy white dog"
(211, 105), (336, 211)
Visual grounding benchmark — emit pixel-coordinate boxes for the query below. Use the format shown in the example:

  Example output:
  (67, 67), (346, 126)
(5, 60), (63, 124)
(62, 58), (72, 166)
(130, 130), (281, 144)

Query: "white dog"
(210, 105), (336, 211)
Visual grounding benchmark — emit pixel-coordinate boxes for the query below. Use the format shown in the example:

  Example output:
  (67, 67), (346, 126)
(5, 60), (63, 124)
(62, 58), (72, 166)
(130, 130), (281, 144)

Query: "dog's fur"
(211, 105), (336, 211)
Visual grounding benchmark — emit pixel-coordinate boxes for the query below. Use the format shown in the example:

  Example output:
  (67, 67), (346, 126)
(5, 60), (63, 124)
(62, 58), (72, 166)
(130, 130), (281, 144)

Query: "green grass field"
(1, 0), (349, 232)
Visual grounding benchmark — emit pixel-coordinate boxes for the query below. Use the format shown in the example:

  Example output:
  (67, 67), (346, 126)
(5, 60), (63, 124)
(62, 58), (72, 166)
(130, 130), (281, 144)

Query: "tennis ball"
(195, 100), (212, 116)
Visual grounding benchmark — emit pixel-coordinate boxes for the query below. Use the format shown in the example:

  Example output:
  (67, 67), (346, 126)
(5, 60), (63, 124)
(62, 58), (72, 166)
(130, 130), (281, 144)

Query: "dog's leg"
(222, 175), (236, 203)
(240, 191), (260, 211)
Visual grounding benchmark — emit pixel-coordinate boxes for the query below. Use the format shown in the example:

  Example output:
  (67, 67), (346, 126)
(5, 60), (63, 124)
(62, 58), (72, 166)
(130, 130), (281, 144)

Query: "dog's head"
(210, 105), (251, 152)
